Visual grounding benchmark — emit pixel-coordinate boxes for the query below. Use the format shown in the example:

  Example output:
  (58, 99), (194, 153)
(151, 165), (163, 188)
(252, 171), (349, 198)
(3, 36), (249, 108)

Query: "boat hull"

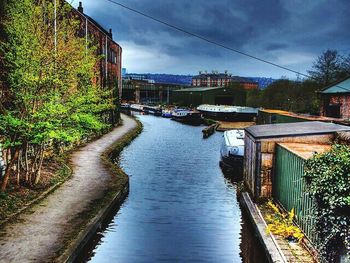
(171, 115), (202, 126)
(199, 110), (257, 121)
(220, 155), (243, 179)
(162, 113), (173, 118)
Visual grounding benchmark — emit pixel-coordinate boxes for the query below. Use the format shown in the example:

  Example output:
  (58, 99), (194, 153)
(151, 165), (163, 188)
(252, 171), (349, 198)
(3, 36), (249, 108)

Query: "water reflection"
(79, 115), (267, 263)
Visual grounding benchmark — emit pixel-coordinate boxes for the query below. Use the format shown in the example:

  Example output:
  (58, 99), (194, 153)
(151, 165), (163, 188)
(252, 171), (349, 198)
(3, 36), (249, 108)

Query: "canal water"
(81, 115), (267, 263)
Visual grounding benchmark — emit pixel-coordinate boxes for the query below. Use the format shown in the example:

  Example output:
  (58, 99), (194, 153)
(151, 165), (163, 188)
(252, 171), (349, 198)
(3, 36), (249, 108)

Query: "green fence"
(274, 145), (318, 245)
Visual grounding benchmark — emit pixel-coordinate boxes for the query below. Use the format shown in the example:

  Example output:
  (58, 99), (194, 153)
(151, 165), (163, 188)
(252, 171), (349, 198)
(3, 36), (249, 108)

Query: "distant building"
(122, 68), (127, 77)
(74, 2), (122, 98)
(173, 87), (239, 106)
(320, 76), (350, 119)
(124, 74), (149, 81)
(192, 71), (258, 90)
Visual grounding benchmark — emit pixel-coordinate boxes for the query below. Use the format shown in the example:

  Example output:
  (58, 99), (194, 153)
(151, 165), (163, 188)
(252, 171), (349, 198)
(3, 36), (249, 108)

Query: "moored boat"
(197, 104), (258, 121)
(220, 129), (244, 177)
(161, 109), (173, 118)
(121, 103), (130, 110)
(143, 105), (162, 116)
(130, 104), (144, 112)
(171, 109), (202, 125)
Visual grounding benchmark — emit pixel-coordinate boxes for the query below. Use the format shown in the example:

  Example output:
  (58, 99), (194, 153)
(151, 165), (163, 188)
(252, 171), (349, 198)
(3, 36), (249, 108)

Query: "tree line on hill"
(230, 49), (350, 115)
(0, 0), (117, 191)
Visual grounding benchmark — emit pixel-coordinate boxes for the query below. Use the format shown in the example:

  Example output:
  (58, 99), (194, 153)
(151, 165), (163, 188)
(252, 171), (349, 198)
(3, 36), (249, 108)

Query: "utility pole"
(54, 0), (57, 57)
(85, 17), (88, 55)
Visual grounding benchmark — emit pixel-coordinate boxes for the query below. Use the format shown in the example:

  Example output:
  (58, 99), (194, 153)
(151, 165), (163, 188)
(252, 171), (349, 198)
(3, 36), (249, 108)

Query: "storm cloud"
(73, 0), (350, 78)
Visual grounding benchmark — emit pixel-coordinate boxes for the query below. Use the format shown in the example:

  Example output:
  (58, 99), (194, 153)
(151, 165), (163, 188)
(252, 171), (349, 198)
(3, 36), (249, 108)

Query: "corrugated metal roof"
(321, 77), (350, 94)
(278, 143), (331, 160)
(245, 121), (350, 139)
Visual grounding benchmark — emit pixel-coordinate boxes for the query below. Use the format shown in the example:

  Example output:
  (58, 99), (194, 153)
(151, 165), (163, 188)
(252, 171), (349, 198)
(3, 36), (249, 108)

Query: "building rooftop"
(321, 76), (350, 94)
(259, 109), (343, 122)
(245, 121), (350, 139)
(278, 143), (331, 160)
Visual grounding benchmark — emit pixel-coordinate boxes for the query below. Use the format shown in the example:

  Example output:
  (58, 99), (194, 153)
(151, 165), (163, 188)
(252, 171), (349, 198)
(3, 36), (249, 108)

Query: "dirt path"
(0, 114), (137, 263)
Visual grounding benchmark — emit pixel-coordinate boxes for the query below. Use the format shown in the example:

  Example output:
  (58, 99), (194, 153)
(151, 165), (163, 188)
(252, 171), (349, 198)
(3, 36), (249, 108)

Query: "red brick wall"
(321, 94), (350, 119)
(72, 8), (122, 98)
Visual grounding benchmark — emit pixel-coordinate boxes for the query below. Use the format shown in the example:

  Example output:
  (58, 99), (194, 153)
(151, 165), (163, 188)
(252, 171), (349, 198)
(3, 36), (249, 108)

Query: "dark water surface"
(82, 115), (267, 263)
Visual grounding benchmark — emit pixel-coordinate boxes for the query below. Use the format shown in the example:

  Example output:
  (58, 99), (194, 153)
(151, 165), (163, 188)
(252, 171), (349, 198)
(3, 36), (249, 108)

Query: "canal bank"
(0, 114), (141, 262)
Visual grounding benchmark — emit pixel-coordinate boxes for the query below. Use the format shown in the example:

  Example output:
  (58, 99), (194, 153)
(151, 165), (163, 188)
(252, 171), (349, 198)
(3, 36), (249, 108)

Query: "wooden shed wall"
(243, 133), (334, 200)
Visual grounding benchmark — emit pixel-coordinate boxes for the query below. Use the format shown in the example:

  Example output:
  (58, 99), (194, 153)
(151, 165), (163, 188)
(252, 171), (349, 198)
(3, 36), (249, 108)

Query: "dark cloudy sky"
(72, 0), (349, 78)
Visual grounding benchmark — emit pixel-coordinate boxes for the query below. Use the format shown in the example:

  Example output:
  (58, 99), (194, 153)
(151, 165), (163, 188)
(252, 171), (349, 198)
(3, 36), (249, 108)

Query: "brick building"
(192, 71), (258, 90)
(74, 2), (122, 98)
(320, 76), (350, 119)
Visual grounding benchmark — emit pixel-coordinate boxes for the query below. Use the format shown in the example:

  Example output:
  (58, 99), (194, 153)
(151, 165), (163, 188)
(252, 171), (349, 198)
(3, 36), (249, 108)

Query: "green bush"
(304, 144), (350, 262)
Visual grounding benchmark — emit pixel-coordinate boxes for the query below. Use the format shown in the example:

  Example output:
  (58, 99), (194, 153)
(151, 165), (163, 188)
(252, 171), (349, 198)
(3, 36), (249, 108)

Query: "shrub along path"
(0, 114), (137, 263)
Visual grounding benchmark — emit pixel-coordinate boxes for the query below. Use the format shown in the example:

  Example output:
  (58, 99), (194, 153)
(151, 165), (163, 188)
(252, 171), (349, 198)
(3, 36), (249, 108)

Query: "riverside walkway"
(0, 114), (137, 263)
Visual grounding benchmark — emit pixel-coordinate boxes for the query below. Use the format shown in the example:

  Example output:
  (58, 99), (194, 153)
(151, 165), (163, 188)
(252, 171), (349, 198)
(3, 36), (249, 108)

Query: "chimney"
(78, 2), (83, 13)
(109, 28), (113, 38)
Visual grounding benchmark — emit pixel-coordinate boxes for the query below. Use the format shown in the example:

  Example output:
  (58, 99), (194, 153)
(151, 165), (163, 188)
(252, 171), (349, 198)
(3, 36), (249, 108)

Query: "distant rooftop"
(321, 76), (350, 94)
(245, 121), (350, 139)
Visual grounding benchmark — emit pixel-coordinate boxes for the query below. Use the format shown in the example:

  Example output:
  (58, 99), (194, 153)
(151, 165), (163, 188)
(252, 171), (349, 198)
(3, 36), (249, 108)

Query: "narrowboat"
(171, 109), (202, 125)
(197, 104), (259, 121)
(121, 103), (130, 110)
(220, 129), (244, 176)
(129, 104), (144, 112)
(143, 106), (162, 116)
(161, 109), (173, 118)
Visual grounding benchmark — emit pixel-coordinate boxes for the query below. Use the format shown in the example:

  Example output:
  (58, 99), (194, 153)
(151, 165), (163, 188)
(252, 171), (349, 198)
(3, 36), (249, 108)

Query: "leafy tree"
(308, 49), (344, 86)
(246, 88), (261, 108)
(0, 0), (113, 190)
(227, 82), (247, 106)
(340, 53), (350, 78)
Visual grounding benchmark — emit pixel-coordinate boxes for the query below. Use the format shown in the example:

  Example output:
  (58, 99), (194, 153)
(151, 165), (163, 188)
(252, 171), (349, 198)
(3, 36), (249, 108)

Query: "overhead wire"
(104, 0), (348, 91)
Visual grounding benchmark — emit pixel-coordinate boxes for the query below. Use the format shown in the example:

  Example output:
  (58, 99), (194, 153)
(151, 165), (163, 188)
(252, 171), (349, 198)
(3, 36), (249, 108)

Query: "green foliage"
(0, 0), (116, 189)
(246, 79), (320, 115)
(226, 82), (247, 106)
(265, 201), (304, 242)
(308, 49), (350, 86)
(304, 144), (350, 262)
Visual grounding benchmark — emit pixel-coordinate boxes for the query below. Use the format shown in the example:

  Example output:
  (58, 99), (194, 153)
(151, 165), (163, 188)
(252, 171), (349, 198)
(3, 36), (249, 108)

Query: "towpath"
(0, 114), (137, 263)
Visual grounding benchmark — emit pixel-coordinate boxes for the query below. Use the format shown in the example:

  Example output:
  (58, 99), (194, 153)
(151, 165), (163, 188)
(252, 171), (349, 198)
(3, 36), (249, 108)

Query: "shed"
(320, 76), (350, 119)
(244, 121), (350, 200)
(172, 87), (239, 106)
